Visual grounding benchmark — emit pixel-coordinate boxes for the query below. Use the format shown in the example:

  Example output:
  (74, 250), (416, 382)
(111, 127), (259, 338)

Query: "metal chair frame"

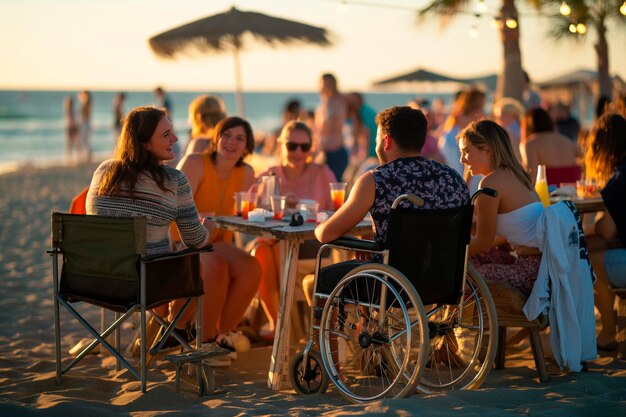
(49, 212), (212, 392)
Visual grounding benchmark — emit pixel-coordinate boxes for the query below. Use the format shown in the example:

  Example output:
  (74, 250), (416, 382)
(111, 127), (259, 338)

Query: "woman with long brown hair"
(585, 113), (626, 350)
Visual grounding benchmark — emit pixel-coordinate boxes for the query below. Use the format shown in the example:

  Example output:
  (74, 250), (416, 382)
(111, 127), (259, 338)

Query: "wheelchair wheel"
(418, 266), (498, 392)
(290, 350), (329, 395)
(319, 264), (429, 403)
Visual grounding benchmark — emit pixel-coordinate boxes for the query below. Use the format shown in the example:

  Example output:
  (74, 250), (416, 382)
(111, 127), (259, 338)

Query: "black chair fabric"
(385, 205), (473, 305)
(54, 213), (204, 312)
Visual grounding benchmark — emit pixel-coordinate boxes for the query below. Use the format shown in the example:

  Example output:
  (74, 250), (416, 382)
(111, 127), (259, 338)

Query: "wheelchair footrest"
(165, 347), (229, 396)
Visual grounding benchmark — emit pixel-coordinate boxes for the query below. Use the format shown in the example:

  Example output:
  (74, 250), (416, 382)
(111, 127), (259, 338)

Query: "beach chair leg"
(199, 363), (215, 396)
(174, 364), (182, 393)
(495, 326), (507, 369)
(616, 293), (626, 359)
(529, 329), (549, 382)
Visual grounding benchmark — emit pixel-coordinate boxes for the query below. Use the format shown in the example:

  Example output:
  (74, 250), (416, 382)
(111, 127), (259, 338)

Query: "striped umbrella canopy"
(149, 6), (333, 116)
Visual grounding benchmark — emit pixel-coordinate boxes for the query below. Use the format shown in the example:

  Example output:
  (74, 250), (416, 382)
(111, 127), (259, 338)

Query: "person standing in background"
(153, 86), (173, 116)
(314, 73), (348, 181)
(184, 94), (227, 157)
(522, 70), (542, 110)
(437, 88), (486, 177)
(112, 92), (126, 143)
(154, 86), (180, 166)
(64, 95), (79, 162)
(552, 102), (581, 142)
(78, 90), (92, 163)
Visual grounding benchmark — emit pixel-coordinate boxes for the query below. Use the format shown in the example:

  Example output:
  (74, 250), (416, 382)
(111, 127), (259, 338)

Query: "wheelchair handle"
(391, 194), (425, 209)
(471, 187), (498, 205)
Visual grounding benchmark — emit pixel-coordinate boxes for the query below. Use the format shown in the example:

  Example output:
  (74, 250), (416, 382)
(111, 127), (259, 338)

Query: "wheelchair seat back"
(385, 204), (473, 305)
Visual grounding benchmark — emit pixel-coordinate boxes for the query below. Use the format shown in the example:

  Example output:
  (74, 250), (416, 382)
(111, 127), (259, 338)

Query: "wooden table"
(214, 215), (372, 390)
(550, 196), (605, 214)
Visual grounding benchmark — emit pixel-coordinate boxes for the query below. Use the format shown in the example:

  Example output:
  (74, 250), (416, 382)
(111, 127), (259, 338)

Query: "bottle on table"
(535, 164), (550, 207)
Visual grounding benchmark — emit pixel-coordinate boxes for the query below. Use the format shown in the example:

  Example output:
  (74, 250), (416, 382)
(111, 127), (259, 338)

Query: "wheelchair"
(289, 189), (499, 402)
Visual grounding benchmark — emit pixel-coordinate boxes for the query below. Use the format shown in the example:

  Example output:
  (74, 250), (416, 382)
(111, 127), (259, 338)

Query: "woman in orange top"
(177, 116), (261, 355)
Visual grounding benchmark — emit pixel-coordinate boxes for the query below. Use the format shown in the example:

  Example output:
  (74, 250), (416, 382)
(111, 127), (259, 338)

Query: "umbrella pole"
(233, 44), (245, 117)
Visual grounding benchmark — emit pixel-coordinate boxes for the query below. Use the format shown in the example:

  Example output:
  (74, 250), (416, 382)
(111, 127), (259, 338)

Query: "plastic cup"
(271, 195), (286, 220)
(576, 180), (586, 198)
(316, 211), (329, 224)
(299, 201), (319, 223)
(330, 182), (347, 211)
(241, 192), (254, 220)
(234, 191), (247, 216)
(248, 191), (257, 211)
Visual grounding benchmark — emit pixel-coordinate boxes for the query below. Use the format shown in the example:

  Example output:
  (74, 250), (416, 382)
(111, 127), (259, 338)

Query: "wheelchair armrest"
(141, 245), (213, 263)
(327, 236), (383, 252)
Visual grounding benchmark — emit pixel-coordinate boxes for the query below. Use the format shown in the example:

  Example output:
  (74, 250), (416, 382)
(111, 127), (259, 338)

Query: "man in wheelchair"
(314, 105), (469, 288)
(293, 106), (475, 401)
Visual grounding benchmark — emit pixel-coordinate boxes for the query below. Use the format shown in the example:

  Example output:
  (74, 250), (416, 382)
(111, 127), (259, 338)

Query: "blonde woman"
(183, 94), (227, 157)
(252, 121), (336, 338)
(458, 120), (543, 296)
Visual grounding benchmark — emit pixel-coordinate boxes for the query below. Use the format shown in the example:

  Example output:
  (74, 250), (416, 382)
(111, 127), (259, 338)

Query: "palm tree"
(419, 0), (539, 102)
(533, 0), (626, 100)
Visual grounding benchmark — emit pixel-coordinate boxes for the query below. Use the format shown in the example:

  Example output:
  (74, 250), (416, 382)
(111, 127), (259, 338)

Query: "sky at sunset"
(2, 0), (625, 92)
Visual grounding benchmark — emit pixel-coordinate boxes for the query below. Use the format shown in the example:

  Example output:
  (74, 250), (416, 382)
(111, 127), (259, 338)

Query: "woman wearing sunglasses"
(251, 121), (336, 340)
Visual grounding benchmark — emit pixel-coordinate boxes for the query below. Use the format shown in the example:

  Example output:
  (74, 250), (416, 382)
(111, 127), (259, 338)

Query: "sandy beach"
(1, 162), (625, 416)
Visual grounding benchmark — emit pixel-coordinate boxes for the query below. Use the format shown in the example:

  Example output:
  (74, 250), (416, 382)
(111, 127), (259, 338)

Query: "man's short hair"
(375, 106), (427, 152)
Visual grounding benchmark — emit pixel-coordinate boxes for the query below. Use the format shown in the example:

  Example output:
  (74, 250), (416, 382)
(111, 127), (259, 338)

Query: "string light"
(576, 23), (587, 34)
(505, 18), (518, 29)
(476, 0), (487, 14)
(569, 23), (577, 33)
(620, 1), (626, 16)
(559, 1), (571, 16)
(469, 24), (479, 38)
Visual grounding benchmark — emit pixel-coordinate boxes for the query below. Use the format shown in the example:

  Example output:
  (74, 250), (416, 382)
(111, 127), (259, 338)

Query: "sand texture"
(1, 163), (625, 416)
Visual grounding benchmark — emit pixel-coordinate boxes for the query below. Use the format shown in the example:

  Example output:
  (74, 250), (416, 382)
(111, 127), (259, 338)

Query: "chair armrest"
(326, 236), (383, 252)
(141, 245), (213, 263)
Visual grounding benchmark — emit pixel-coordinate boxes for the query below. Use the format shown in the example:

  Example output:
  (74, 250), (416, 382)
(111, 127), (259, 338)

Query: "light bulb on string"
(469, 24), (479, 38)
(576, 23), (587, 34)
(620, 1), (626, 16)
(337, 0), (348, 13)
(559, 2), (571, 16)
(476, 0), (487, 14)
(569, 24), (577, 33)
(505, 18), (518, 29)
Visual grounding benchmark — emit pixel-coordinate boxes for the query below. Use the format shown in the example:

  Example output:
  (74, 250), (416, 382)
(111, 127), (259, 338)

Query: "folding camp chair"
(49, 212), (212, 393)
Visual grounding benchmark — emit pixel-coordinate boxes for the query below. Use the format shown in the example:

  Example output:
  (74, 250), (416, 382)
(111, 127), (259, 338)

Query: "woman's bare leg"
(589, 249), (617, 346)
(212, 242), (261, 334)
(197, 251), (229, 341)
(252, 239), (281, 328)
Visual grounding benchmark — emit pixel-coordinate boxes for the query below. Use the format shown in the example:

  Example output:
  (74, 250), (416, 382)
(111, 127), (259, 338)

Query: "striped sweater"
(86, 159), (208, 255)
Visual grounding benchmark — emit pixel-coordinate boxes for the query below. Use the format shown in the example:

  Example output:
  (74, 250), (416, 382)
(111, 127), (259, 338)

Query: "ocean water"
(0, 90), (451, 170)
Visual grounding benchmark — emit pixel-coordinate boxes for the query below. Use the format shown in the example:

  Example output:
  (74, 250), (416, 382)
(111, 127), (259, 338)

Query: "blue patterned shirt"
(371, 156), (470, 246)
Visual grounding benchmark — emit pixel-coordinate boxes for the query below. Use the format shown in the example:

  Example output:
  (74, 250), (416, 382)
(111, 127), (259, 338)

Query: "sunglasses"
(285, 142), (312, 152)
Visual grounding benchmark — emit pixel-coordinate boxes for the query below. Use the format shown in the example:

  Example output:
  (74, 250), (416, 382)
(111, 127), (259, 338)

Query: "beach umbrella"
(373, 68), (458, 86)
(148, 6), (333, 116)
(373, 67), (498, 92)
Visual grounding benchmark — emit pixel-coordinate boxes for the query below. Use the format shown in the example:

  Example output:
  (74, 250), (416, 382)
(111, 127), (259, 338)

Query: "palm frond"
(545, 16), (586, 42)
(417, 0), (471, 27)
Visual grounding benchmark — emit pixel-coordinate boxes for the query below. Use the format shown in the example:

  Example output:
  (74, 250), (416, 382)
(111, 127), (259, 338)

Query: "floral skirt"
(470, 247), (541, 297)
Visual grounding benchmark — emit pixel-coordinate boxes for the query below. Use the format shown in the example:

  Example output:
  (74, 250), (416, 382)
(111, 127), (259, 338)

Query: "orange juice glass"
(241, 200), (250, 220)
(329, 182), (347, 211)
